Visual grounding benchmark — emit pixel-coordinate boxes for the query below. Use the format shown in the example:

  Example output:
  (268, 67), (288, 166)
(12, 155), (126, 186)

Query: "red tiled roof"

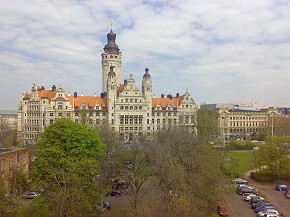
(22, 89), (107, 109)
(22, 90), (56, 102)
(37, 90), (56, 101)
(152, 96), (184, 109)
(66, 96), (107, 109)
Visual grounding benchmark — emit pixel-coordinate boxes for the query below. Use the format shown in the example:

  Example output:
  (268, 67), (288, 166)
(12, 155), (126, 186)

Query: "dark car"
(238, 187), (258, 196)
(217, 205), (228, 216)
(275, 184), (289, 191)
(253, 202), (272, 211)
(251, 200), (270, 209)
(255, 204), (275, 213)
(250, 197), (264, 204)
(106, 190), (122, 197)
(112, 180), (129, 189)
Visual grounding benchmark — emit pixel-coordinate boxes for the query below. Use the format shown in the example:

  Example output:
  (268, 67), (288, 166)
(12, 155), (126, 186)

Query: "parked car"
(251, 200), (270, 209)
(250, 197), (264, 204)
(238, 187), (258, 196)
(232, 178), (248, 184)
(94, 201), (112, 210)
(23, 192), (40, 199)
(112, 180), (129, 189)
(255, 204), (275, 213)
(217, 205), (228, 216)
(244, 194), (263, 201)
(257, 209), (279, 217)
(275, 184), (289, 191)
(284, 188), (290, 196)
(106, 190), (122, 197)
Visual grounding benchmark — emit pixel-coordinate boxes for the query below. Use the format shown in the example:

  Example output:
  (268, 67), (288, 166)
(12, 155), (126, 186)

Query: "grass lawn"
(226, 151), (255, 175)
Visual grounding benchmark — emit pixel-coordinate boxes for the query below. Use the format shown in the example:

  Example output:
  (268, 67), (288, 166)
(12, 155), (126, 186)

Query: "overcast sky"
(1, 0), (290, 110)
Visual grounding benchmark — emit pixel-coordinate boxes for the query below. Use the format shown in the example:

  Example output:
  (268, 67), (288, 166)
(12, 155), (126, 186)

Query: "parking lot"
(226, 175), (290, 217)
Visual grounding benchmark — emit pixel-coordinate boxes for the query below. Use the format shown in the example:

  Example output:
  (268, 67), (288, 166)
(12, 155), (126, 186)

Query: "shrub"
(250, 172), (272, 182)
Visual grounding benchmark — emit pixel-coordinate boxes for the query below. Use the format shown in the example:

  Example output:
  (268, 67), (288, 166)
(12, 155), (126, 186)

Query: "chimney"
(67, 93), (70, 96)
(161, 93), (164, 98)
(74, 92), (77, 98)
(94, 93), (97, 97)
(52, 85), (56, 91)
(81, 93), (83, 96)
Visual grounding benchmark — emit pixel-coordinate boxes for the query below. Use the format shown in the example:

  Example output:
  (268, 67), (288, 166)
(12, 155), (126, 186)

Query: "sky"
(0, 0), (290, 111)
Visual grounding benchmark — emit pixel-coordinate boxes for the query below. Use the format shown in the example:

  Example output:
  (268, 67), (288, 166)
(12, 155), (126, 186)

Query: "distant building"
(0, 148), (29, 184)
(208, 103), (282, 136)
(0, 111), (17, 130)
(17, 29), (197, 144)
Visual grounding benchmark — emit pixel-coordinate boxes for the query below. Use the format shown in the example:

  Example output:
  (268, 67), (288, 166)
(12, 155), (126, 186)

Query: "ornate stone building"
(17, 29), (197, 144)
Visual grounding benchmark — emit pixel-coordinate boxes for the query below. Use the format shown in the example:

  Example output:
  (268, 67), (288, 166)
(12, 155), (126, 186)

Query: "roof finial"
(110, 21), (113, 30)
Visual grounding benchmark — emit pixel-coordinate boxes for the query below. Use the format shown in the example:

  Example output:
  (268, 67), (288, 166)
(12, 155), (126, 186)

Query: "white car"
(232, 178), (248, 184)
(244, 194), (264, 201)
(257, 209), (279, 217)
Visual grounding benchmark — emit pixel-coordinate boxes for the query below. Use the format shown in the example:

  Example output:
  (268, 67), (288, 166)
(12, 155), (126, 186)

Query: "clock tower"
(101, 29), (122, 93)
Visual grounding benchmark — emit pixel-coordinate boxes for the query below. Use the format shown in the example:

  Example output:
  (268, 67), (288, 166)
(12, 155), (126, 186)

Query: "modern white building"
(17, 29), (197, 144)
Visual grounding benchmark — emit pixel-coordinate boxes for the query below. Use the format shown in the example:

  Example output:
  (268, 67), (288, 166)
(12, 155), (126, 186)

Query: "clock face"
(186, 97), (189, 100)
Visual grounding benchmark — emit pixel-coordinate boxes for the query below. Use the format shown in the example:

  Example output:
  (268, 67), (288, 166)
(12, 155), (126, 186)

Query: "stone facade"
(210, 104), (282, 136)
(17, 29), (197, 144)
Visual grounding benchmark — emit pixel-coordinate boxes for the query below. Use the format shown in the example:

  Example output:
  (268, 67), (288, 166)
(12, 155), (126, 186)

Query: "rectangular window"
(50, 113), (53, 116)
(58, 113), (62, 116)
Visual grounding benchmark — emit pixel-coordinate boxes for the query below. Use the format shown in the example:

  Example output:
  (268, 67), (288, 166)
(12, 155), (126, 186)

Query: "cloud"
(0, 0), (290, 110)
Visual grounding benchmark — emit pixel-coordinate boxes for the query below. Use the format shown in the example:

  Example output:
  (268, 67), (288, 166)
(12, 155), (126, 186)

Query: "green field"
(226, 151), (255, 175)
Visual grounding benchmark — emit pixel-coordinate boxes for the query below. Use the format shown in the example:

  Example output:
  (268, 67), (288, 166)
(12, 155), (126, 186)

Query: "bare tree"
(151, 128), (229, 216)
(0, 119), (19, 148)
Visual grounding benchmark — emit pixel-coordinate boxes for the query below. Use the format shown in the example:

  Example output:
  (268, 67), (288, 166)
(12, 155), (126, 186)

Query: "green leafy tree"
(197, 104), (218, 141)
(79, 104), (88, 125)
(0, 171), (29, 217)
(257, 137), (290, 181)
(29, 119), (104, 217)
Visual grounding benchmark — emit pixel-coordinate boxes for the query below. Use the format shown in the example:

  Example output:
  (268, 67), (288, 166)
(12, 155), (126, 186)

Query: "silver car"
(23, 192), (40, 199)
